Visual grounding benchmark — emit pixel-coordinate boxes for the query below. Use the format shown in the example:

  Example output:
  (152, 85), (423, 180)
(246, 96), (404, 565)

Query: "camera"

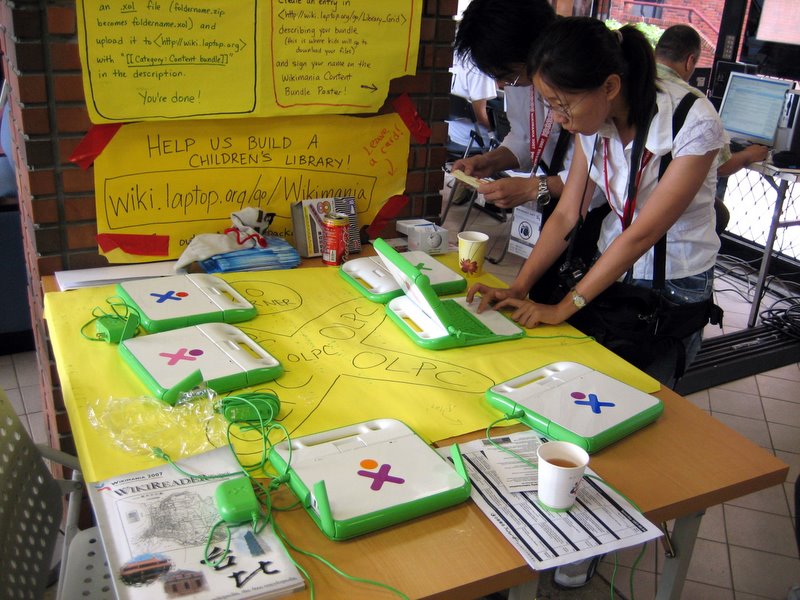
(557, 257), (586, 292)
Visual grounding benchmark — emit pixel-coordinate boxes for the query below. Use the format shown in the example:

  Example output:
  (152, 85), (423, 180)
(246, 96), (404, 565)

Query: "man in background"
(447, 53), (497, 158)
(655, 25), (768, 233)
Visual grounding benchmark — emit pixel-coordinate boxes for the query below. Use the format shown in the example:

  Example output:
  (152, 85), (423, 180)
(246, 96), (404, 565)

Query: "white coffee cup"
(457, 231), (489, 277)
(536, 441), (590, 511)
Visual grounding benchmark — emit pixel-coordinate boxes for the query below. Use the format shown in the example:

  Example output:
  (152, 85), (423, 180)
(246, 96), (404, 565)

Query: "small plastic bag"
(87, 387), (228, 459)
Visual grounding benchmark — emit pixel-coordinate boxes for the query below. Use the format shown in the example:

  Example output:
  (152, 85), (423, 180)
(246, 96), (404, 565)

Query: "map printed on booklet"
(88, 447), (304, 600)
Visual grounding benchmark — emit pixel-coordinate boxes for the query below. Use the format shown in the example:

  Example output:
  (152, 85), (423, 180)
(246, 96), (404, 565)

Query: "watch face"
(537, 191), (551, 207)
(536, 178), (550, 206)
(572, 290), (586, 308)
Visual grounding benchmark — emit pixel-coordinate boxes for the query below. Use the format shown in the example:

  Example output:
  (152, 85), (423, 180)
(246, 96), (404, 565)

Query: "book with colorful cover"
(87, 447), (304, 600)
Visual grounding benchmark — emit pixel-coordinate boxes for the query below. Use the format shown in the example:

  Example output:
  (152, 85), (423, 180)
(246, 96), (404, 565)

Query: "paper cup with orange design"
(457, 231), (489, 277)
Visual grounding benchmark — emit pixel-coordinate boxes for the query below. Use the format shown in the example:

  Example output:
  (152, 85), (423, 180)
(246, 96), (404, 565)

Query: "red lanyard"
(602, 137), (653, 230)
(529, 87), (554, 171)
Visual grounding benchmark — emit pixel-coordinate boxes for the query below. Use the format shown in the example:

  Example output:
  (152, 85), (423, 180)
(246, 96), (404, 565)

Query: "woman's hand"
(494, 297), (569, 328)
(466, 282), (526, 313)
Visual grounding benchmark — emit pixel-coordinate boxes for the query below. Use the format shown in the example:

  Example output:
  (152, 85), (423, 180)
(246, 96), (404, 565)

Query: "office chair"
(445, 93), (487, 161)
(487, 95), (509, 142)
(0, 387), (114, 599)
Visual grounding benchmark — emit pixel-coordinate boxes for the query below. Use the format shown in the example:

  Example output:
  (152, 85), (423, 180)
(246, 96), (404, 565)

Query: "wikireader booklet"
(88, 447), (304, 600)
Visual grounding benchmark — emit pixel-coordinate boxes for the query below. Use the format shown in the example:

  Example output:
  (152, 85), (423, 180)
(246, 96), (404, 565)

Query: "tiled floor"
(1, 351), (49, 446)
(440, 186), (800, 599)
(3, 192), (798, 599)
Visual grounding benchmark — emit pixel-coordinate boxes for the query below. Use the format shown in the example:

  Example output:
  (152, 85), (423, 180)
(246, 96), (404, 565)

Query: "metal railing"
(621, 1), (719, 37)
(723, 169), (800, 263)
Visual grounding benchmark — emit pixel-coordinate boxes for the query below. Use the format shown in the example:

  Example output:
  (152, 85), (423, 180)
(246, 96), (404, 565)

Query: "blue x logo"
(571, 391), (615, 414)
(149, 290), (187, 303)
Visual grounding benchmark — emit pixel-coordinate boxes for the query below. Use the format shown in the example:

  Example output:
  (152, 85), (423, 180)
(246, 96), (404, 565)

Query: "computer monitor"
(718, 72), (794, 146)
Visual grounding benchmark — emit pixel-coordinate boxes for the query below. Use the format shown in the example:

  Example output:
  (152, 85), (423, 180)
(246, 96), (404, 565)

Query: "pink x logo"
(158, 347), (204, 366)
(357, 459), (405, 491)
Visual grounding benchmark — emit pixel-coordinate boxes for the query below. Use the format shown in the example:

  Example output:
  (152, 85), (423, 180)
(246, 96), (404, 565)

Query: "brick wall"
(609, 0), (727, 68)
(0, 0), (457, 451)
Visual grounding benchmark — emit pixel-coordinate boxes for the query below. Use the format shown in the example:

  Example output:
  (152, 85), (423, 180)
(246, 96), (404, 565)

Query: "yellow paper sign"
(94, 113), (409, 262)
(77, 0), (422, 122)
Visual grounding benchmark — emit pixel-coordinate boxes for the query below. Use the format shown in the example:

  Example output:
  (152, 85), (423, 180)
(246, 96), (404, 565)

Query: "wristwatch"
(536, 176), (551, 207)
(570, 288), (587, 309)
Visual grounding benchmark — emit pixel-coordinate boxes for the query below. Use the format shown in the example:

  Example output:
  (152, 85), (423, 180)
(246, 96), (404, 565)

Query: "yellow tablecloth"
(45, 255), (658, 481)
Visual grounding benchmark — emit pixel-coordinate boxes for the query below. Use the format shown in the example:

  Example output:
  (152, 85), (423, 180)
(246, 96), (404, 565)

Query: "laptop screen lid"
(373, 238), (524, 348)
(373, 238), (444, 323)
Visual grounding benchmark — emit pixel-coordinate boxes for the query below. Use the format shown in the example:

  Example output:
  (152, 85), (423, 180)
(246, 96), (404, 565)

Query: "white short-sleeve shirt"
(500, 85), (562, 174)
(447, 56), (497, 148)
(578, 79), (725, 280)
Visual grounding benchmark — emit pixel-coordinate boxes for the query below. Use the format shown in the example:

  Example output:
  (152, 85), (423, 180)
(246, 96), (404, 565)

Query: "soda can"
(321, 212), (350, 266)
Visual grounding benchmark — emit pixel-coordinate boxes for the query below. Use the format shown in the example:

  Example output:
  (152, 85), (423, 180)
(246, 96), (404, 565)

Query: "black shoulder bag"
(529, 129), (611, 304)
(565, 93), (723, 380)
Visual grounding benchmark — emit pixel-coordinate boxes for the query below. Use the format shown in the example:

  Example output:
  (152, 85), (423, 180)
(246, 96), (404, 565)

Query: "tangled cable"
(760, 296), (800, 340)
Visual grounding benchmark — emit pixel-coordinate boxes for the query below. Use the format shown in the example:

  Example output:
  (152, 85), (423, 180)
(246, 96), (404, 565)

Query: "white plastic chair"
(0, 387), (114, 599)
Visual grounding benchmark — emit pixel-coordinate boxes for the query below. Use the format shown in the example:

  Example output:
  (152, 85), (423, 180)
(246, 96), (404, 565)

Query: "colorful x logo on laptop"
(357, 459), (405, 491)
(571, 391), (615, 414)
(150, 290), (189, 303)
(159, 347), (204, 366)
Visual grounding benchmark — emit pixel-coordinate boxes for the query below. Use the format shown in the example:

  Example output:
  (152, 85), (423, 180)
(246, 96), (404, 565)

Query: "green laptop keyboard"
(439, 299), (494, 336)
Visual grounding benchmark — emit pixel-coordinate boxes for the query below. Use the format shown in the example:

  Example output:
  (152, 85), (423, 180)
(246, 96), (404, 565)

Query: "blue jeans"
(629, 267), (715, 388)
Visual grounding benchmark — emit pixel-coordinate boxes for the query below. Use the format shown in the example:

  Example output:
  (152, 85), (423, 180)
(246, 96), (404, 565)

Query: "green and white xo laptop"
(119, 323), (282, 405)
(116, 273), (256, 333)
(373, 238), (524, 350)
(486, 362), (663, 453)
(339, 250), (466, 303)
(269, 419), (470, 541)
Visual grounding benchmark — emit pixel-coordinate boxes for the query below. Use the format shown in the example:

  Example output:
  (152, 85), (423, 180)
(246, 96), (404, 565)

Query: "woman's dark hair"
(454, 0), (556, 80)
(527, 17), (657, 130)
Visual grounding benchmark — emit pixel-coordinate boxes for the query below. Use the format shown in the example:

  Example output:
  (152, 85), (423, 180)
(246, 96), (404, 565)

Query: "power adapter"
(214, 477), (260, 525)
(94, 311), (139, 344)
(95, 315), (128, 343)
(219, 394), (280, 423)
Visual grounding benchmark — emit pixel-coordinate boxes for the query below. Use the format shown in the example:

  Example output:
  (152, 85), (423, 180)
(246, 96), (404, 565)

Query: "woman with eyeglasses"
(467, 18), (726, 387)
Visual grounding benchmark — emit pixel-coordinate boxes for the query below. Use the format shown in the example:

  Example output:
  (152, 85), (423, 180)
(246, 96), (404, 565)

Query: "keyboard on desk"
(730, 138), (753, 153)
(439, 299), (494, 336)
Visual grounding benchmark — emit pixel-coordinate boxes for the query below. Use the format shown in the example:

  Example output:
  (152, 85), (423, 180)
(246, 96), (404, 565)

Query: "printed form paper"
(442, 430), (663, 571)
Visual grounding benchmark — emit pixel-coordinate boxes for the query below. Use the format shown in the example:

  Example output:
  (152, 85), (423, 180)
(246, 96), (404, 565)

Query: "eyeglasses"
(541, 92), (590, 120)
(494, 68), (524, 87)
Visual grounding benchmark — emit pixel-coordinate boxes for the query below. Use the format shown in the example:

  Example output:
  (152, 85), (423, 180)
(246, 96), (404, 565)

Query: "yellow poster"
(94, 113), (409, 262)
(77, 0), (422, 122)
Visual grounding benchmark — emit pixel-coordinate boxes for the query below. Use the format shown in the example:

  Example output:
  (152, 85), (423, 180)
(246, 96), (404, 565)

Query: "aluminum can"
(321, 212), (350, 265)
